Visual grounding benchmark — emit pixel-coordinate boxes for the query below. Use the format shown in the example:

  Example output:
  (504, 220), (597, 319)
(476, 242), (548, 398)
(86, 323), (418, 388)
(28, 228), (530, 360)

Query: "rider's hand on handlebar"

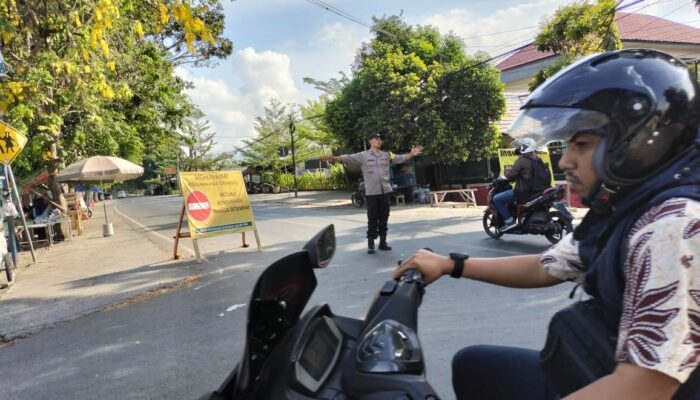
(393, 249), (452, 285)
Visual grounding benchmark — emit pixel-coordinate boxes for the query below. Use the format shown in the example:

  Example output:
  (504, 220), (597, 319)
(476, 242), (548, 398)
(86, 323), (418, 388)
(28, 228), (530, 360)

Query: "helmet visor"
(507, 107), (611, 148)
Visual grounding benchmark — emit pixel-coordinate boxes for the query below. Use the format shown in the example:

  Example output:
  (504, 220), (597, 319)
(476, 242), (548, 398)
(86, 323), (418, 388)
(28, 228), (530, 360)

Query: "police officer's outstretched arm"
(393, 249), (562, 287)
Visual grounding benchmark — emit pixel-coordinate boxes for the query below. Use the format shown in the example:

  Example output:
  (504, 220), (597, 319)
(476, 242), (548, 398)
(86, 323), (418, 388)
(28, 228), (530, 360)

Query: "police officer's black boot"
(378, 236), (392, 251)
(367, 238), (375, 254)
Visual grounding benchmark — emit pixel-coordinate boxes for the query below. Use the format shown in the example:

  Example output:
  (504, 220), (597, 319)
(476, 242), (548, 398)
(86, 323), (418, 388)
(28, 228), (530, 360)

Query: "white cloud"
(234, 47), (302, 104)
(313, 22), (367, 61)
(288, 21), (369, 94)
(177, 47), (304, 154)
(419, 0), (569, 55)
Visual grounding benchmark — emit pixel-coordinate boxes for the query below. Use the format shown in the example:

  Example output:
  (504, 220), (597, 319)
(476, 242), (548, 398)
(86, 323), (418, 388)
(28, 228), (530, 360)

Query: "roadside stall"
(17, 172), (73, 247)
(390, 160), (417, 205)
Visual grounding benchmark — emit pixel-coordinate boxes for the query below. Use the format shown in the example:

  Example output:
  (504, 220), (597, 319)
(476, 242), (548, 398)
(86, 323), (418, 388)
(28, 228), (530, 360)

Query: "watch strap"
(449, 252), (469, 278)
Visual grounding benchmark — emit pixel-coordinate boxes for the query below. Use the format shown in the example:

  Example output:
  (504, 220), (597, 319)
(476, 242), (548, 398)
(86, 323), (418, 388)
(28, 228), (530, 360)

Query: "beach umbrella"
(56, 156), (144, 236)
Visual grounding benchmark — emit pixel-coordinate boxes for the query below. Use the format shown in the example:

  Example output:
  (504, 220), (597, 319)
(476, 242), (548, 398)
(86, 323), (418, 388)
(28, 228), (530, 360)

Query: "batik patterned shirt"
(540, 198), (700, 383)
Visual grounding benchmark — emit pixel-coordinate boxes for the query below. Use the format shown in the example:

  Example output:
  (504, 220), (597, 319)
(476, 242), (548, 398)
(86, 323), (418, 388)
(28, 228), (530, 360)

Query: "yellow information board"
(179, 171), (256, 239)
(497, 148), (555, 187)
(0, 120), (28, 164)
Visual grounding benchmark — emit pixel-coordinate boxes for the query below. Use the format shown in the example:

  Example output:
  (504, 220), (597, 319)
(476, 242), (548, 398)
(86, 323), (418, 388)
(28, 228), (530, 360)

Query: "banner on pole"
(497, 148), (555, 188)
(178, 171), (256, 239)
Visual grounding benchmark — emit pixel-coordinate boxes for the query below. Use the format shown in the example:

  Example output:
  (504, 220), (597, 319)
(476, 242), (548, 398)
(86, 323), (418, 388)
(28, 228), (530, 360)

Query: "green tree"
(298, 72), (349, 157)
(302, 72), (350, 98)
(179, 115), (232, 171)
(529, 0), (621, 91)
(325, 16), (505, 164)
(239, 98), (318, 170)
(238, 98), (292, 168)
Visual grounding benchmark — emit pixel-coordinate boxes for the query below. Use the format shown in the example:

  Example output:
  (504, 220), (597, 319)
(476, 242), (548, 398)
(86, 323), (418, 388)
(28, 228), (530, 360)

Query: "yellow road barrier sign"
(0, 120), (28, 165)
(174, 171), (261, 261)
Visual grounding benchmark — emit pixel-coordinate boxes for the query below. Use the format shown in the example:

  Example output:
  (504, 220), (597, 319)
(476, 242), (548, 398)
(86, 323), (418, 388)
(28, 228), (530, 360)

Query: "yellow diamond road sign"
(0, 120), (27, 165)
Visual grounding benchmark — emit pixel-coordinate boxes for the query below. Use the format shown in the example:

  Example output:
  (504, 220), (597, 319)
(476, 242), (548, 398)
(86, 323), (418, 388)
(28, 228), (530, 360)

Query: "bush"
(330, 164), (346, 188)
(274, 164), (347, 191)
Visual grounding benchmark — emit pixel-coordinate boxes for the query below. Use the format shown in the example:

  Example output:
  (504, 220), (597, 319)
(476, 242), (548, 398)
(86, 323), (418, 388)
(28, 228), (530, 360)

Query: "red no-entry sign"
(186, 190), (211, 221)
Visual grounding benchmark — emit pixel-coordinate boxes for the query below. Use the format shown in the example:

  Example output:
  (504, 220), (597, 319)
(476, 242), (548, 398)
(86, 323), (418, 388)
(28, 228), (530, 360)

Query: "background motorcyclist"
(493, 137), (551, 230)
(394, 49), (700, 399)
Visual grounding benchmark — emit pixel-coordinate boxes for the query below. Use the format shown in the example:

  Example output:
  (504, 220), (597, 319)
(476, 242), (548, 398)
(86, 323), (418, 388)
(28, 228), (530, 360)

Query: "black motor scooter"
(482, 177), (574, 244)
(210, 225), (439, 399)
(350, 179), (365, 208)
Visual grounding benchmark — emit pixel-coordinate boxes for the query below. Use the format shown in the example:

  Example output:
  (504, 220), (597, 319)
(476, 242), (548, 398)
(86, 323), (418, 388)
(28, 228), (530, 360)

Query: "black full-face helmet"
(508, 49), (699, 189)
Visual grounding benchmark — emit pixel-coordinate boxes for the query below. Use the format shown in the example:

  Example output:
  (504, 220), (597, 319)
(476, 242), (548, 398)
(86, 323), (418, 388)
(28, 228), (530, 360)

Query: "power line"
(304, 0), (397, 38)
(231, 120), (289, 155)
(305, 0), (372, 29)
(616, 0), (695, 35)
(231, 112), (327, 155)
(462, 25), (538, 40)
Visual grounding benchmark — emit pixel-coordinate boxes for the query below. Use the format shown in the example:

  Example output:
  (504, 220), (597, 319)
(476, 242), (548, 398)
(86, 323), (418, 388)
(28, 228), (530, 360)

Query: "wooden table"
(19, 223), (55, 248)
(429, 189), (477, 207)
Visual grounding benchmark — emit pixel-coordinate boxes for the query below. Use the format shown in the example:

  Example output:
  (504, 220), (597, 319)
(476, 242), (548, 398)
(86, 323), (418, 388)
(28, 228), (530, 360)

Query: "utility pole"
(289, 115), (298, 198)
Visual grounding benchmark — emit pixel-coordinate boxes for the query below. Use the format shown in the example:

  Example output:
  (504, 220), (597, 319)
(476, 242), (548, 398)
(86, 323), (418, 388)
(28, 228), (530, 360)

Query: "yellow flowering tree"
(0, 0), (233, 204)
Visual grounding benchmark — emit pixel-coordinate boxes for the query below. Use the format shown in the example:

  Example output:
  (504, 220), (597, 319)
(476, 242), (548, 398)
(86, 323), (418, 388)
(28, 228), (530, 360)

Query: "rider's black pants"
(452, 345), (560, 399)
(365, 193), (390, 239)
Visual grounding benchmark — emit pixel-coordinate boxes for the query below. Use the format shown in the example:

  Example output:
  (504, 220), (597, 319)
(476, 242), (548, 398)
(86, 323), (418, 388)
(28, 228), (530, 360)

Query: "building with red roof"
(496, 12), (700, 133)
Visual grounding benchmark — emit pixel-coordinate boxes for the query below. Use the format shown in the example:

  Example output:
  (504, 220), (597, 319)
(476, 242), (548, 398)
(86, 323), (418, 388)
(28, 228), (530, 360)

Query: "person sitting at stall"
(31, 196), (53, 222)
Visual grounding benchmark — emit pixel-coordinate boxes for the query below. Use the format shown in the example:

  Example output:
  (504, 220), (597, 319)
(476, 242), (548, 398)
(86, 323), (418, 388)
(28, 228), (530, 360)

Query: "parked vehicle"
(350, 179), (365, 208)
(210, 225), (439, 399)
(116, 191), (127, 199)
(245, 181), (263, 194)
(482, 177), (574, 244)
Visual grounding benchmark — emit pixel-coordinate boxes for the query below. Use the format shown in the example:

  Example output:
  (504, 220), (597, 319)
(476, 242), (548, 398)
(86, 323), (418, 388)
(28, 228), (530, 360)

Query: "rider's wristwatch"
(448, 252), (470, 279)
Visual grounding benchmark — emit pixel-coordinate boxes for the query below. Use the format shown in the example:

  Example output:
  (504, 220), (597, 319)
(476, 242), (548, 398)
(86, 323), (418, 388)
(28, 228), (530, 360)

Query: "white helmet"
(512, 137), (541, 154)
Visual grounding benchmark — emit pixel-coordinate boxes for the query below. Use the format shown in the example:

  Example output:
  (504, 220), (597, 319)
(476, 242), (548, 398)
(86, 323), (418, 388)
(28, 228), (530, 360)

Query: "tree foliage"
(325, 16), (505, 164)
(297, 98), (336, 157)
(529, 0), (621, 91)
(179, 115), (233, 171)
(239, 97), (336, 170)
(0, 0), (233, 201)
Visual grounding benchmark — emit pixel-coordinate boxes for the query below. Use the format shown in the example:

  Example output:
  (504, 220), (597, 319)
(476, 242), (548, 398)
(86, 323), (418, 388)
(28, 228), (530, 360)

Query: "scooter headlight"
(356, 320), (423, 374)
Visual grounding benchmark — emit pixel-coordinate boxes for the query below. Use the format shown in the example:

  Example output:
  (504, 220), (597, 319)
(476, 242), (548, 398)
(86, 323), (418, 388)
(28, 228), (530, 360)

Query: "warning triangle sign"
(0, 120), (27, 165)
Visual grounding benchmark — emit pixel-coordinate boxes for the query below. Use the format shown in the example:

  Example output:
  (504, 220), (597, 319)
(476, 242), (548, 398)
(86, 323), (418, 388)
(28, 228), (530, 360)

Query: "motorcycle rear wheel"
(482, 209), (504, 239)
(545, 211), (574, 244)
(351, 194), (364, 208)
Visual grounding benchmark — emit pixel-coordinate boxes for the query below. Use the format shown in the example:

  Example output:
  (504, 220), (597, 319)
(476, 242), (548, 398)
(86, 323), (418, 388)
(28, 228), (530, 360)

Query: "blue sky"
(176, 0), (700, 153)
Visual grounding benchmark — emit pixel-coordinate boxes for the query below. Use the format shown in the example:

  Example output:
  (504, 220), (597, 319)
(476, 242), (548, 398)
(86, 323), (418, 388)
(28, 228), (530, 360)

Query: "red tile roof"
(495, 12), (700, 71)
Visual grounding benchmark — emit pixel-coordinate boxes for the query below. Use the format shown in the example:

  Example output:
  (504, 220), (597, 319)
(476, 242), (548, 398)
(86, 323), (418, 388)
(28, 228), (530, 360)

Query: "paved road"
(1, 195), (576, 399)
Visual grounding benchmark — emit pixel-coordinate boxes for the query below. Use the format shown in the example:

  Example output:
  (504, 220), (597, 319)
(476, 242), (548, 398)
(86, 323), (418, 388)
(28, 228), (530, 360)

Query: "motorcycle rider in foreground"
(395, 49), (700, 399)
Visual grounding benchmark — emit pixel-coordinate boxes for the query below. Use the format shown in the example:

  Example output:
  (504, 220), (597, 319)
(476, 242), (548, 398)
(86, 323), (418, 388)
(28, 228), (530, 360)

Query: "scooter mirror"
(303, 224), (335, 268)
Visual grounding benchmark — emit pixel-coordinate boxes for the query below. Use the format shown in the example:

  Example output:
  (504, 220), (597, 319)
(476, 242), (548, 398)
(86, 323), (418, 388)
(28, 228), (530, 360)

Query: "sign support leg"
(7, 165), (35, 262)
(173, 203), (186, 259)
(241, 232), (249, 248)
(192, 238), (202, 263)
(253, 229), (262, 252)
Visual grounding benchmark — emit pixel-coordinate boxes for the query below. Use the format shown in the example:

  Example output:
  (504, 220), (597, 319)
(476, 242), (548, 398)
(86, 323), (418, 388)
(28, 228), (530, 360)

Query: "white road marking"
(113, 202), (195, 256)
(226, 304), (246, 312)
